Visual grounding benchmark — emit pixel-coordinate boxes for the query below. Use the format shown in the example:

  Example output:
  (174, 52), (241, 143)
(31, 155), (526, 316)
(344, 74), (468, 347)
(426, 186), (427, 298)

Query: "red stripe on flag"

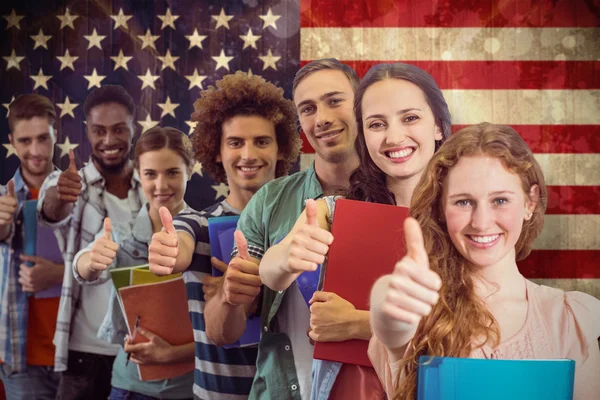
(546, 186), (600, 215)
(519, 250), (600, 278)
(300, 132), (314, 154)
(301, 0), (600, 28)
(316, 61), (600, 90)
(452, 125), (600, 154)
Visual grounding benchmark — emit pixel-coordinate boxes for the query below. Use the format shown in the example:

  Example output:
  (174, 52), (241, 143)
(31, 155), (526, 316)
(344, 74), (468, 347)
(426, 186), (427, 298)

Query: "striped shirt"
(173, 200), (258, 400)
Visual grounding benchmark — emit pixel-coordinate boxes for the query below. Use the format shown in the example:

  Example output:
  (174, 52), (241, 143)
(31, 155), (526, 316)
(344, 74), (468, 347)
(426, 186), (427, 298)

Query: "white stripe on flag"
(300, 27), (600, 61)
(531, 279), (600, 300)
(443, 89), (600, 125)
(535, 154), (600, 186)
(534, 215), (600, 250)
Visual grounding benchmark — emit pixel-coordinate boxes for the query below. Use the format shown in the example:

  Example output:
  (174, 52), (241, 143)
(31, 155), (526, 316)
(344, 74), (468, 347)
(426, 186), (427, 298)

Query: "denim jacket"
(72, 203), (152, 344)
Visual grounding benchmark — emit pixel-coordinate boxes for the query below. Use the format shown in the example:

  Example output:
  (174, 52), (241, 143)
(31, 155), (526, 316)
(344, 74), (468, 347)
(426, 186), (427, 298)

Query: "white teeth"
(318, 131), (338, 139)
(103, 149), (119, 155)
(240, 166), (259, 171)
(469, 234), (500, 244)
(388, 148), (414, 159)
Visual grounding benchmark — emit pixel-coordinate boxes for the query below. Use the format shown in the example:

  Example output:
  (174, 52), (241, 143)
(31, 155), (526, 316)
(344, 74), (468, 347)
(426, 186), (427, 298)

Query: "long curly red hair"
(395, 122), (548, 400)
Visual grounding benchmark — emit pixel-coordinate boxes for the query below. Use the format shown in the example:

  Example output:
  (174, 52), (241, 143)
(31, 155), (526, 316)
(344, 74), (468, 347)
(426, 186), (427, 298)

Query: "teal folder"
(417, 356), (575, 400)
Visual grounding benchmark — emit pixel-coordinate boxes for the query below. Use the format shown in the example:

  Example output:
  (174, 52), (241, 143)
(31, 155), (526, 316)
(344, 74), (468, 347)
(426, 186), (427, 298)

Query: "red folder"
(119, 277), (194, 381)
(313, 198), (410, 367)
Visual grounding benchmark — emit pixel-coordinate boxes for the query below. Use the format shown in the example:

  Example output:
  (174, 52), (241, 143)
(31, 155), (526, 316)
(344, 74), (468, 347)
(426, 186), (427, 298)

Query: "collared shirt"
(72, 203), (194, 398)
(173, 200), (258, 400)
(232, 164), (342, 400)
(37, 160), (144, 372)
(0, 167), (42, 372)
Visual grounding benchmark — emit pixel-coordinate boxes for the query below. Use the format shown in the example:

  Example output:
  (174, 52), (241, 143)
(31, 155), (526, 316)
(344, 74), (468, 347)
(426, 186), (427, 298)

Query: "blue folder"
(207, 216), (260, 348)
(417, 356), (575, 400)
(22, 200), (63, 298)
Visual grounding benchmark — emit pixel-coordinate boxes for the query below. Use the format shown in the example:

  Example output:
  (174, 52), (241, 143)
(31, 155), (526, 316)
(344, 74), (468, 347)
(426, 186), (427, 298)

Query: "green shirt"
(234, 164), (323, 400)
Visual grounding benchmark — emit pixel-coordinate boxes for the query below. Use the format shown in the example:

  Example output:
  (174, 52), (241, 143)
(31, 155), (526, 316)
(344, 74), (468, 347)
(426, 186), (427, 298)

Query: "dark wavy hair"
(346, 63), (452, 204)
(191, 71), (301, 183)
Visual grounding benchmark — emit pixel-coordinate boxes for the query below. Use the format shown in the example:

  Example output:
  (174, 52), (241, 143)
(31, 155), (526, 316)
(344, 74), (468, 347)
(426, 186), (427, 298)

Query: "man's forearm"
(350, 310), (372, 341)
(53, 263), (65, 285)
(204, 288), (248, 346)
(42, 187), (74, 223)
(259, 243), (299, 292)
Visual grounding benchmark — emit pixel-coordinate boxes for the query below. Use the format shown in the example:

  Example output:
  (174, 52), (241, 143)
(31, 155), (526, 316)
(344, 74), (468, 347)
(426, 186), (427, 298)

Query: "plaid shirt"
(0, 167), (53, 373)
(37, 161), (144, 372)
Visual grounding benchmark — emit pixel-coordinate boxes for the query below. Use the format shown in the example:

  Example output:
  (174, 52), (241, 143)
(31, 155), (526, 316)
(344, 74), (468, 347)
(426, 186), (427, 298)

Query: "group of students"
(0, 58), (598, 400)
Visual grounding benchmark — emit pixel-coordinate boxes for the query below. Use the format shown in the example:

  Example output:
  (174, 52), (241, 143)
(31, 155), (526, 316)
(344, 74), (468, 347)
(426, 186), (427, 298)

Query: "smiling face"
(86, 102), (134, 174)
(217, 115), (280, 194)
(9, 116), (56, 177)
(294, 69), (357, 163)
(138, 147), (189, 216)
(362, 78), (442, 184)
(443, 155), (537, 270)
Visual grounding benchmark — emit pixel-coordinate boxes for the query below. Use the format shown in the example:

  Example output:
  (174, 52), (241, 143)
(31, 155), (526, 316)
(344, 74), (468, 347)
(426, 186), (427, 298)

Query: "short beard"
(91, 153), (129, 174)
(22, 162), (51, 177)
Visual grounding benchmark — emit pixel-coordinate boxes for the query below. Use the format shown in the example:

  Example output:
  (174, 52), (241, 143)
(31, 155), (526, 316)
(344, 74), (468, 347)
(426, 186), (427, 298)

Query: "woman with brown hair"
(369, 122), (600, 400)
(73, 126), (195, 400)
(258, 62), (452, 398)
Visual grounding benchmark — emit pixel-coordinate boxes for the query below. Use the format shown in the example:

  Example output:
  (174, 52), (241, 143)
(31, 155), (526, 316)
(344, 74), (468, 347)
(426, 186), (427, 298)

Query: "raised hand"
(284, 199), (333, 274)
(88, 218), (119, 273)
(201, 258), (227, 302)
(379, 218), (441, 331)
(0, 180), (18, 226)
(148, 207), (179, 276)
(57, 149), (82, 203)
(222, 231), (262, 306)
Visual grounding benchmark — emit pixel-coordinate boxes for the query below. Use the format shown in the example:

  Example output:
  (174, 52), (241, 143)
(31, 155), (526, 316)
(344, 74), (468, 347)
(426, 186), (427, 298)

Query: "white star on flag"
(57, 137), (79, 158)
(83, 68), (106, 89)
(57, 8), (79, 30)
(157, 96), (180, 118)
(57, 97), (79, 118)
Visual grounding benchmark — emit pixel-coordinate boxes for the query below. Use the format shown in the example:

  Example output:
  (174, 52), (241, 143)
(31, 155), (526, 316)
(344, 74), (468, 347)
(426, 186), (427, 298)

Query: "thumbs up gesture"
(148, 207), (179, 276)
(379, 218), (442, 331)
(57, 149), (82, 203)
(222, 231), (262, 306)
(283, 199), (333, 274)
(88, 218), (119, 273)
(0, 180), (18, 226)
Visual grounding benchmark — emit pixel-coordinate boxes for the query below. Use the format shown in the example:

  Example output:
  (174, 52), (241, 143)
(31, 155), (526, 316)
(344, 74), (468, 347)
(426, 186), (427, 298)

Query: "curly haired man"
(148, 71), (301, 399)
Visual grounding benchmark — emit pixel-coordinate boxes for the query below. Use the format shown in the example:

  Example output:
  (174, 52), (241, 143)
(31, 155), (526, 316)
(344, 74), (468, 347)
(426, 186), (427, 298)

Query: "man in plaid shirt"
(38, 85), (145, 400)
(0, 94), (64, 400)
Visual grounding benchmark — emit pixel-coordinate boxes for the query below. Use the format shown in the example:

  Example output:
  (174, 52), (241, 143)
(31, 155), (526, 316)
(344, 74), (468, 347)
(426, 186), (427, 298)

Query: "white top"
(69, 192), (132, 355)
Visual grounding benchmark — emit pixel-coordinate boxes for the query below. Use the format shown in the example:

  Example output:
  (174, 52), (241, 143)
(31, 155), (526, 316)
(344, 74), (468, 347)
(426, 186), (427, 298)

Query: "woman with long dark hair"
(258, 62), (452, 398)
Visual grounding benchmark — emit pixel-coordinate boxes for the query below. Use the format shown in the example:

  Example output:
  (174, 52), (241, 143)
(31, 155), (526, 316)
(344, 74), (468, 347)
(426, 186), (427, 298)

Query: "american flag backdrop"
(1, 0), (599, 298)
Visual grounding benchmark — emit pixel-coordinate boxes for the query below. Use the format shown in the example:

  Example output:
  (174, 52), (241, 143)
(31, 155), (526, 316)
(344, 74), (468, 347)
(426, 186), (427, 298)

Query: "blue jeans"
(109, 387), (193, 400)
(0, 363), (60, 400)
